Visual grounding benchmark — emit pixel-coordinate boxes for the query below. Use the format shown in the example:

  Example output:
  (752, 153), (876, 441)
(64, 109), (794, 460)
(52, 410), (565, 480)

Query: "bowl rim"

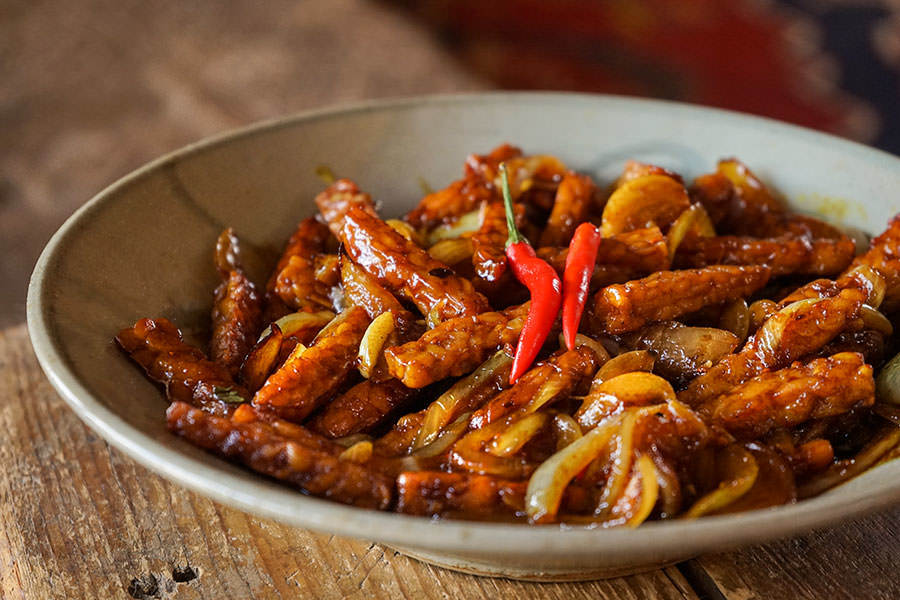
(26, 91), (900, 557)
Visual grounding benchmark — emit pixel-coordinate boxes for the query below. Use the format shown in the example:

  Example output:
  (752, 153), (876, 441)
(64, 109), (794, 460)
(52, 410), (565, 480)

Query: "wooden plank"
(0, 324), (695, 599)
(689, 507), (900, 600)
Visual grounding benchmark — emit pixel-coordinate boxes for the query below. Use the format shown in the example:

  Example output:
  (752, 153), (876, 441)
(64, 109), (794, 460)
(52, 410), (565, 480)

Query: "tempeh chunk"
(309, 379), (419, 439)
(588, 265), (771, 335)
(167, 402), (394, 509)
(315, 179), (378, 238)
(469, 347), (599, 429)
(698, 353), (874, 440)
(341, 206), (489, 323)
(675, 235), (854, 277)
(848, 214), (900, 312)
(117, 318), (244, 414)
(211, 229), (263, 378)
(539, 172), (596, 247)
(253, 306), (370, 422)
(471, 200), (512, 282)
(395, 471), (525, 517)
(385, 303), (530, 388)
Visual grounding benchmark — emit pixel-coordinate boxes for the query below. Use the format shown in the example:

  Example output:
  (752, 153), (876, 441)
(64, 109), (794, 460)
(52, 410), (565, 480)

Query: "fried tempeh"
(405, 144), (521, 229)
(468, 347), (599, 429)
(341, 206), (489, 323)
(470, 200), (512, 282)
(587, 265), (771, 335)
(675, 235), (855, 277)
(309, 378), (419, 439)
(315, 179), (378, 238)
(848, 214), (900, 312)
(267, 217), (336, 313)
(680, 285), (866, 406)
(539, 172), (596, 247)
(117, 318), (245, 415)
(211, 229), (264, 378)
(167, 402), (394, 509)
(253, 306), (370, 422)
(340, 255), (416, 331)
(385, 302), (530, 388)
(396, 471), (525, 518)
(698, 353), (875, 440)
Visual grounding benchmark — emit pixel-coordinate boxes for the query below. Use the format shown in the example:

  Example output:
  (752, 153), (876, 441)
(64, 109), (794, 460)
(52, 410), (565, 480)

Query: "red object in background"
(393, 0), (873, 143)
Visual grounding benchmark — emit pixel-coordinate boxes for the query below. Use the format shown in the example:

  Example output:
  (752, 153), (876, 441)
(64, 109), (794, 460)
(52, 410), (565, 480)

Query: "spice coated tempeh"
(588, 265), (771, 335)
(340, 206), (489, 323)
(118, 146), (900, 527)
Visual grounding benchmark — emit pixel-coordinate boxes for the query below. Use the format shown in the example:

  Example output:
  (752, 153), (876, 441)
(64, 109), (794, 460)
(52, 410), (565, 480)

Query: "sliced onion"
(241, 324), (285, 392)
(425, 209), (483, 245)
(427, 237), (474, 265)
(844, 265), (886, 308)
(257, 310), (335, 341)
(411, 412), (471, 458)
(357, 311), (395, 378)
(493, 155), (567, 199)
(333, 433), (374, 448)
(748, 299), (777, 332)
(626, 455), (660, 527)
(338, 440), (373, 463)
(525, 413), (624, 523)
(877, 351), (900, 407)
(590, 350), (655, 389)
(590, 372), (676, 409)
(558, 333), (611, 363)
(684, 445), (758, 518)
(386, 219), (425, 246)
(553, 413), (583, 451)
(601, 174), (691, 237)
(412, 350), (513, 450)
(860, 304), (894, 336)
(487, 412), (550, 457)
(666, 204), (716, 261)
(719, 299), (750, 343)
(450, 413), (541, 478)
(594, 407), (644, 517)
(623, 322), (739, 384)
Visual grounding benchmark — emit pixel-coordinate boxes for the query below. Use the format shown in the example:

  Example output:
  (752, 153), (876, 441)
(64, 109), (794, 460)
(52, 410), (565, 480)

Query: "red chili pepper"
(499, 163), (562, 384)
(562, 222), (602, 349)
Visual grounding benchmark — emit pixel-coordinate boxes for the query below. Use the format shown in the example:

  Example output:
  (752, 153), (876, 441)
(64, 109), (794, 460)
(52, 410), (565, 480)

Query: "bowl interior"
(27, 93), (900, 562)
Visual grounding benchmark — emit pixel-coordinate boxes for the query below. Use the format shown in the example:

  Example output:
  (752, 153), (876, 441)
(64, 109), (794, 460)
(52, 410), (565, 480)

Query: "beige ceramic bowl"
(27, 93), (900, 580)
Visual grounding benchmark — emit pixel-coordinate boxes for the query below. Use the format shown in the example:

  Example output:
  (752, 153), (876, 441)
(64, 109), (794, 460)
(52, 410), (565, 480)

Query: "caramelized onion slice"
(487, 412), (550, 457)
(685, 445), (758, 518)
(427, 237), (474, 265)
(411, 412), (471, 458)
(553, 413), (583, 451)
(877, 351), (900, 407)
(860, 305), (894, 336)
(601, 174), (691, 237)
(719, 299), (750, 343)
(623, 322), (739, 385)
(591, 350), (655, 388)
(626, 455), (660, 527)
(666, 204), (716, 260)
(425, 209), (482, 245)
(338, 440), (373, 464)
(526, 414), (624, 523)
(413, 350), (513, 450)
(257, 310), (335, 341)
(358, 312), (396, 379)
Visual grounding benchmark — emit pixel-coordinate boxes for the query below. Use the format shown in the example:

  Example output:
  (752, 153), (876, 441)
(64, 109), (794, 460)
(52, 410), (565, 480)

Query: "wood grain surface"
(2, 322), (898, 599)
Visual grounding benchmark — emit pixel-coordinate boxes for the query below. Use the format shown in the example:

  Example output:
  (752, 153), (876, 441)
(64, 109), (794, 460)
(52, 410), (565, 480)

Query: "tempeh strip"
(340, 256), (416, 331)
(538, 227), (670, 282)
(847, 214), (900, 312)
(395, 471), (525, 518)
(468, 347), (599, 429)
(253, 306), (370, 422)
(588, 265), (771, 335)
(117, 318), (245, 415)
(680, 285), (866, 406)
(315, 179), (378, 238)
(266, 217), (335, 313)
(211, 229), (263, 378)
(539, 172), (596, 247)
(698, 353), (874, 440)
(167, 402), (394, 509)
(341, 206), (489, 323)
(675, 235), (854, 277)
(309, 379), (419, 439)
(471, 200), (512, 282)
(385, 303), (530, 388)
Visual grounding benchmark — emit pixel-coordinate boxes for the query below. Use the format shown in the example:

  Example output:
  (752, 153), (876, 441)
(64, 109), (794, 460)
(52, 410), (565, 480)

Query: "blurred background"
(3, 0), (900, 327)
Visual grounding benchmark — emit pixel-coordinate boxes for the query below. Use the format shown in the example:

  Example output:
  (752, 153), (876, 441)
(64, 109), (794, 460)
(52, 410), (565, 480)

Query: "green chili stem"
(499, 163), (527, 247)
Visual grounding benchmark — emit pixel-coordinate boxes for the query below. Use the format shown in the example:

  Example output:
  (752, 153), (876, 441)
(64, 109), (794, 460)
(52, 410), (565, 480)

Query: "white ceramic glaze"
(27, 93), (900, 580)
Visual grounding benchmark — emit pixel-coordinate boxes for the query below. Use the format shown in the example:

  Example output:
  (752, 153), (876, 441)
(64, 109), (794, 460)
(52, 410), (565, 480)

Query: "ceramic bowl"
(27, 93), (900, 580)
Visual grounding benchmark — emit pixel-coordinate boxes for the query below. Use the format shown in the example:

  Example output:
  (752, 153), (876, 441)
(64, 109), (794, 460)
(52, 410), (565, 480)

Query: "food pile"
(118, 145), (900, 526)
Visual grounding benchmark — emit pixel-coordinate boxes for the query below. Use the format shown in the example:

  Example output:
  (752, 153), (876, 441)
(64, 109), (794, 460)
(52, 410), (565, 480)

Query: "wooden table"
(1, 324), (897, 600)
